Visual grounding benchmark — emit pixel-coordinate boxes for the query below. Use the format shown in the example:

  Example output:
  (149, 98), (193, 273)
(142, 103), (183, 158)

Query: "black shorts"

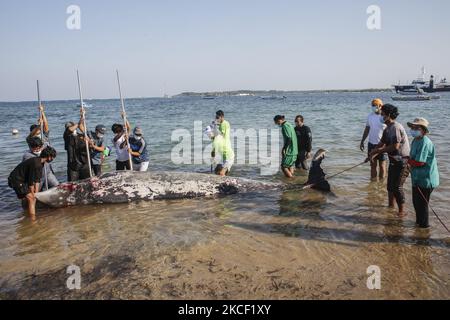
(116, 160), (131, 171)
(368, 143), (388, 161)
(12, 183), (29, 199)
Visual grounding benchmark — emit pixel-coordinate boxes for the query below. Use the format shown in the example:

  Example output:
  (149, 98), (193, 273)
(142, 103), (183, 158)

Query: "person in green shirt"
(274, 115), (298, 178)
(407, 118), (440, 229)
(211, 110), (235, 176)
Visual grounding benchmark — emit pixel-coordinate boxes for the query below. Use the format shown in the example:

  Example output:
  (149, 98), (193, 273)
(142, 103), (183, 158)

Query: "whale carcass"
(35, 171), (283, 208)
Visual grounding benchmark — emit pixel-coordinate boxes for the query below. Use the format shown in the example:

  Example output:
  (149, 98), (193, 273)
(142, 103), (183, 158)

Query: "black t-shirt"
(294, 125), (312, 152)
(8, 157), (43, 186)
(63, 129), (89, 170)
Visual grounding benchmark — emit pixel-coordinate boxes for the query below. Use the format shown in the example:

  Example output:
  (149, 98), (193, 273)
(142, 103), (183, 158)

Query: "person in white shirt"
(111, 123), (131, 170)
(360, 98), (387, 180)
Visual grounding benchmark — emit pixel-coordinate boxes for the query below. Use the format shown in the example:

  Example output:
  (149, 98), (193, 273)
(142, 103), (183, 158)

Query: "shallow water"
(0, 92), (449, 299)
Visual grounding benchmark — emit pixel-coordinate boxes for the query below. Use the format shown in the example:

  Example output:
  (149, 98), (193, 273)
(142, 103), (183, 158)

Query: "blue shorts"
(368, 143), (388, 161)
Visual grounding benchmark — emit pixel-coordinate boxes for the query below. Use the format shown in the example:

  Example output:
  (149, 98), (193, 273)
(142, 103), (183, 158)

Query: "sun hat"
(407, 117), (429, 133)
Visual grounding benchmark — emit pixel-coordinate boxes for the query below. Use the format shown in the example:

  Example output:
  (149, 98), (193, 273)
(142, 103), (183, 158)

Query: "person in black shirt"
(63, 113), (91, 181)
(8, 147), (57, 218)
(294, 115), (313, 170)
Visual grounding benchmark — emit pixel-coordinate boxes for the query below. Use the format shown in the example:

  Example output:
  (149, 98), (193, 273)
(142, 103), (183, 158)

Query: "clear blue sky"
(1, 0), (449, 101)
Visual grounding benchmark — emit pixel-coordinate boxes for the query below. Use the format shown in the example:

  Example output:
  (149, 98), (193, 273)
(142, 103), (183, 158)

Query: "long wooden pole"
(76, 70), (93, 178)
(116, 70), (133, 170)
(36, 80), (49, 190)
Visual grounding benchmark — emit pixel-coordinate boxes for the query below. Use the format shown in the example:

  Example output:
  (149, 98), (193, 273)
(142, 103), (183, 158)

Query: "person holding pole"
(407, 118), (440, 229)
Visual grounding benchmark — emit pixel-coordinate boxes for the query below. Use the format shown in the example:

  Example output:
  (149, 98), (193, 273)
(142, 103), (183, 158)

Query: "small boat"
(202, 96), (216, 100)
(260, 95), (287, 100)
(392, 95), (432, 101)
(391, 87), (440, 101)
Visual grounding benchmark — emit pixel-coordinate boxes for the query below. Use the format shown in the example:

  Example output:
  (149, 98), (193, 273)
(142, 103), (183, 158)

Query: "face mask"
(47, 158), (53, 163)
(135, 136), (142, 141)
(97, 133), (104, 139)
(72, 131), (78, 137)
(33, 151), (42, 156)
(410, 130), (422, 138)
(372, 106), (379, 113)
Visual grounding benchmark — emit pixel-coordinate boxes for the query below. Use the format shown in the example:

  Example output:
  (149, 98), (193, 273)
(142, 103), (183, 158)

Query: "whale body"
(35, 171), (282, 208)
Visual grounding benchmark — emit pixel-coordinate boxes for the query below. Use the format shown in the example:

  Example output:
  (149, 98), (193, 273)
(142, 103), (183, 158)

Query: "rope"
(417, 186), (450, 234)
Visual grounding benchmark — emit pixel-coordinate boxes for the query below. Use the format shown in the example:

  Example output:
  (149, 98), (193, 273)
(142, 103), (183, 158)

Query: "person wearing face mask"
(127, 126), (150, 172)
(26, 104), (50, 149)
(369, 104), (410, 217)
(360, 98), (387, 180)
(22, 136), (59, 189)
(274, 115), (298, 178)
(63, 111), (91, 181)
(406, 118), (439, 229)
(88, 124), (106, 176)
(8, 146), (57, 219)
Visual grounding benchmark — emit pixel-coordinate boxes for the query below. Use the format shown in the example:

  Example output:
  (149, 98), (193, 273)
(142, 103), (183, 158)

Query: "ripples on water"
(0, 92), (449, 299)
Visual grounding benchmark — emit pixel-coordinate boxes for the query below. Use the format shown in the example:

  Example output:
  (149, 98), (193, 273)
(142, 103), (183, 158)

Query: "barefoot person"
(360, 98), (387, 180)
(22, 136), (59, 188)
(274, 115), (298, 178)
(211, 110), (234, 176)
(369, 104), (410, 217)
(88, 124), (106, 176)
(407, 118), (440, 229)
(8, 146), (57, 219)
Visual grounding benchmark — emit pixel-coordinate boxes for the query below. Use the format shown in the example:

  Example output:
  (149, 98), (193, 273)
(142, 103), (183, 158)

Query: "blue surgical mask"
(372, 106), (380, 113)
(410, 129), (422, 138)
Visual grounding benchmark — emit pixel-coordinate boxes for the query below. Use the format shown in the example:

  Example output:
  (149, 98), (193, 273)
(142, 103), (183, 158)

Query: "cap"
(95, 124), (106, 134)
(133, 127), (143, 136)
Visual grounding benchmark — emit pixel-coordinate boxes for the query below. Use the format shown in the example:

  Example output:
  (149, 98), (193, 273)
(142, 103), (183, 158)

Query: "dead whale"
(35, 171), (282, 208)
(35, 151), (332, 208)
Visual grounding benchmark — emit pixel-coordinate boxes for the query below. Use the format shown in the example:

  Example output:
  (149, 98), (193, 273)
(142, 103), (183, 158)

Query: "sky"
(0, 0), (450, 101)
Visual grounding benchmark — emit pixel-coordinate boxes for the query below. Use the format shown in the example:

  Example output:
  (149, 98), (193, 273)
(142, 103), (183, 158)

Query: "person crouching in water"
(369, 104), (410, 217)
(88, 124), (106, 176)
(111, 123), (131, 171)
(8, 146), (57, 219)
(274, 115), (298, 178)
(22, 136), (59, 189)
(407, 118), (440, 229)
(128, 127), (150, 171)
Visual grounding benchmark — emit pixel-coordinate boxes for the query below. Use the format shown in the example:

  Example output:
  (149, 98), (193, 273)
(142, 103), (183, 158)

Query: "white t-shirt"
(113, 135), (130, 162)
(366, 112), (386, 145)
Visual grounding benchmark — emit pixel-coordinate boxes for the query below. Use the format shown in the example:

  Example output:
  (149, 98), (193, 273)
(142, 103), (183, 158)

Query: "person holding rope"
(369, 104), (410, 217)
(111, 121), (131, 171)
(407, 118), (440, 229)
(26, 104), (49, 149)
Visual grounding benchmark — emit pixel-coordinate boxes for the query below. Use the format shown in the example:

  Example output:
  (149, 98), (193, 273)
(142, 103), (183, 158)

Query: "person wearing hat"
(360, 98), (387, 180)
(407, 118), (439, 229)
(369, 104), (410, 217)
(127, 126), (149, 171)
(87, 124), (107, 176)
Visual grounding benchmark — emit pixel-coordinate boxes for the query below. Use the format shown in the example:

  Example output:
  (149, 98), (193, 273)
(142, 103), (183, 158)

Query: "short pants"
(368, 143), (388, 161)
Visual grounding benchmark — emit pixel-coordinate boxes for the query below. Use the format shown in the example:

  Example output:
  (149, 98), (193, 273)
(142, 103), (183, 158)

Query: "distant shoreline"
(173, 88), (392, 97)
(0, 88), (392, 103)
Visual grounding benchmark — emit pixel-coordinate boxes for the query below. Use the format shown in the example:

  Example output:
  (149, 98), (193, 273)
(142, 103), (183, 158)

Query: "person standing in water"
(369, 104), (410, 217)
(211, 110), (234, 176)
(8, 146), (57, 219)
(88, 124), (106, 176)
(111, 123), (131, 171)
(407, 118), (439, 229)
(294, 115), (312, 170)
(26, 104), (49, 149)
(128, 126), (150, 172)
(274, 115), (298, 178)
(360, 98), (387, 180)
